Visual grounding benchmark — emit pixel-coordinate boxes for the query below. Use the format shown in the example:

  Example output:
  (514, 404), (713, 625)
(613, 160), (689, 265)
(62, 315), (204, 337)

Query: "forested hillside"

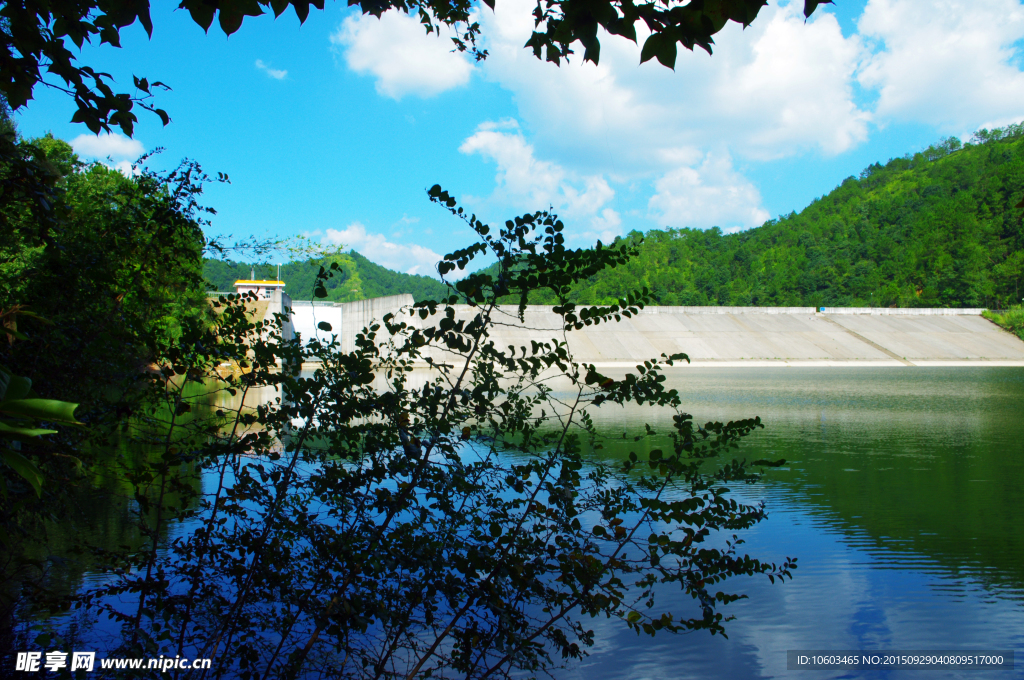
(207, 126), (1024, 310)
(526, 126), (1024, 309)
(205, 251), (449, 303)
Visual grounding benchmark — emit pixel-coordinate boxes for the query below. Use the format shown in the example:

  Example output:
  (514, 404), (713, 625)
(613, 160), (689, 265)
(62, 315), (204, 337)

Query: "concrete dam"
(266, 294), (1024, 368)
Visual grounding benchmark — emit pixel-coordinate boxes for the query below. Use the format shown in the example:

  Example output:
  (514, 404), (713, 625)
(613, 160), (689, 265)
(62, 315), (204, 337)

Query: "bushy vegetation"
(204, 251), (449, 303)
(521, 127), (1024, 309)
(0, 123), (222, 645)
(1, 133), (216, 401)
(983, 306), (1024, 340)
(71, 192), (793, 678)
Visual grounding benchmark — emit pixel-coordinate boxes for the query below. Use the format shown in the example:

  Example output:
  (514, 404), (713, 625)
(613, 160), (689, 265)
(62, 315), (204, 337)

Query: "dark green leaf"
(0, 421), (58, 438)
(0, 399), (80, 424)
(1, 448), (44, 497)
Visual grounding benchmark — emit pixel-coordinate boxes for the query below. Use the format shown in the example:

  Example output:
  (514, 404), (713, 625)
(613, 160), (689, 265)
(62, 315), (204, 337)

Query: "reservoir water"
(28, 367), (1023, 679)
(557, 366), (1024, 680)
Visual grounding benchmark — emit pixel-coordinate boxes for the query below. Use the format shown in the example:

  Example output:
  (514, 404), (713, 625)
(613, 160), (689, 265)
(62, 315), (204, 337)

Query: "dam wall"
(289, 295), (414, 352)
(641, 306), (988, 316)
(337, 295), (415, 353)
(290, 300), (341, 346)
(258, 296), (1024, 367)
(439, 306), (1024, 367)
(343, 301), (1024, 367)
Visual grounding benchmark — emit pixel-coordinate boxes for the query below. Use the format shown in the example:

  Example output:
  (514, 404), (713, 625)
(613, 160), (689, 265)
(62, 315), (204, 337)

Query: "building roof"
(233, 280), (286, 286)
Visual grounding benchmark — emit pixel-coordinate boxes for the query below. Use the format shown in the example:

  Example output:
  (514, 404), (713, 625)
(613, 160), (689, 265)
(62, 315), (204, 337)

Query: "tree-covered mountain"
(208, 126), (1024, 310)
(205, 251), (449, 303)
(520, 125), (1024, 309)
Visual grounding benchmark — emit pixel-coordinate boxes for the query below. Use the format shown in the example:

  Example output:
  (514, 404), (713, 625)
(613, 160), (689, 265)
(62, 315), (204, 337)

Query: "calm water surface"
(47, 368), (1023, 678)
(558, 367), (1024, 680)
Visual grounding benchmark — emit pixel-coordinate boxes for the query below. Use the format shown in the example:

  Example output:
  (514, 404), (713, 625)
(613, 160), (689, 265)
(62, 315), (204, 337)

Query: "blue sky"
(14, 0), (1024, 276)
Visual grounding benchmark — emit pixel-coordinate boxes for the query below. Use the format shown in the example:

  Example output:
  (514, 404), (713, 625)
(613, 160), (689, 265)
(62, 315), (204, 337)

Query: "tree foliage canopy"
(0, 129), (225, 641)
(0, 134), (216, 400)
(0, 0), (829, 135)
(512, 127), (1024, 310)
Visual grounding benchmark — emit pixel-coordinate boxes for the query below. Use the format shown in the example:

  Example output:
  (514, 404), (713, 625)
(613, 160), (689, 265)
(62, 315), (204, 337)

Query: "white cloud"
(441, 0), (871, 234)
(255, 59), (288, 80)
(393, 214), (420, 228)
(71, 132), (144, 161)
(458, 122), (615, 214)
(716, 5), (871, 157)
(584, 208), (624, 245)
(459, 121), (623, 241)
(389, 214), (421, 238)
(476, 0), (868, 172)
(113, 160), (137, 176)
(648, 152), (770, 231)
(323, 222), (443, 276)
(561, 176), (615, 217)
(331, 0), (1024, 240)
(857, 0), (1024, 131)
(332, 9), (474, 99)
(467, 0), (1024, 164)
(459, 123), (566, 209)
(71, 133), (144, 176)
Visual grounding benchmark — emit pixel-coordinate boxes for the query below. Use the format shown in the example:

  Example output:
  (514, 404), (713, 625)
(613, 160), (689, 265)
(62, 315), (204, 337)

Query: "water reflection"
(550, 367), (1024, 679)
(30, 367), (1022, 679)
(243, 365), (1024, 678)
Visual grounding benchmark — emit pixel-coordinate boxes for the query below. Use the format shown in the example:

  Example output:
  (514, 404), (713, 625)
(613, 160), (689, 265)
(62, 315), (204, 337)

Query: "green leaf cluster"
(0, 361), (81, 498)
(1, 134), (217, 407)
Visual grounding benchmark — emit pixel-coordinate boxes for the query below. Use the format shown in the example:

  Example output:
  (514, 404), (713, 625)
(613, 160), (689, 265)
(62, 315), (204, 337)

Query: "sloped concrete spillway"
(278, 295), (1024, 367)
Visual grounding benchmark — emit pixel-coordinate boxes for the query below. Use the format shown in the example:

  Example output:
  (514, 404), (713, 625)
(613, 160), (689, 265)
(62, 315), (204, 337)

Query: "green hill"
(208, 126), (1024, 311)
(521, 125), (1024, 309)
(204, 251), (449, 303)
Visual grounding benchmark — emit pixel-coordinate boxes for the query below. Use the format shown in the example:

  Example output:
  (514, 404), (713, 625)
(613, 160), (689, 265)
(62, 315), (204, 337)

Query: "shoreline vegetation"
(983, 306), (1024, 340)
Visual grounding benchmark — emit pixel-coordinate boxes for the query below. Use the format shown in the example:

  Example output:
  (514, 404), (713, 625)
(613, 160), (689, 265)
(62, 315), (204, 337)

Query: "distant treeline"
(209, 126), (1024, 310)
(520, 125), (1024, 309)
(204, 251), (449, 303)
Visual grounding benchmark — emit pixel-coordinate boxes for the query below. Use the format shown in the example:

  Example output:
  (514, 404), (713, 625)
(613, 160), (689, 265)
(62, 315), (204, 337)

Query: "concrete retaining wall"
(411, 305), (1024, 367)
(288, 298), (1024, 367)
(337, 295), (415, 352)
(287, 295), (414, 352)
(818, 307), (987, 315)
(629, 306), (987, 315)
(290, 300), (342, 346)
